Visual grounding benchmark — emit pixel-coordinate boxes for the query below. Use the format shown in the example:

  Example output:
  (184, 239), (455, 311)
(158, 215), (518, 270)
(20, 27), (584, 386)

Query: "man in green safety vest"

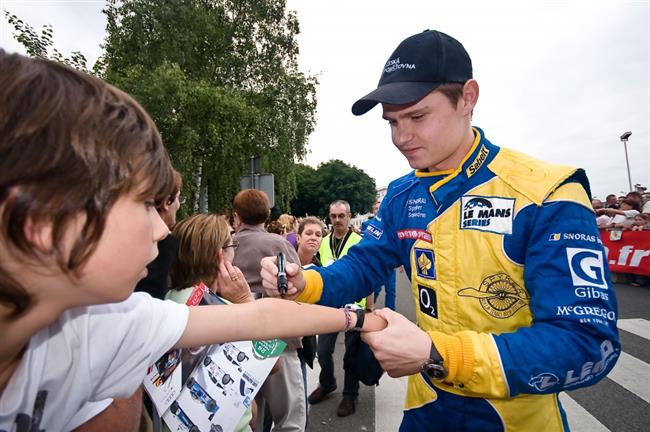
(308, 199), (372, 417)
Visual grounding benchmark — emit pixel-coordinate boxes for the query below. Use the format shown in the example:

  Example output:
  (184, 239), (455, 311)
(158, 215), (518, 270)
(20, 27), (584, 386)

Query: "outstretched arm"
(174, 298), (387, 349)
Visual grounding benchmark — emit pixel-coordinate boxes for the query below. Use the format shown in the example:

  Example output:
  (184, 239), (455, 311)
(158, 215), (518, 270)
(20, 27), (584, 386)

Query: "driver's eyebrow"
(383, 106), (428, 121)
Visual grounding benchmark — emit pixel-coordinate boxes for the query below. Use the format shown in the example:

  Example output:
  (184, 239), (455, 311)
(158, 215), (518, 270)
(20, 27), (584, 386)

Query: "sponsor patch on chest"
(457, 273), (529, 319)
(418, 285), (438, 318)
(460, 195), (515, 234)
(414, 248), (436, 280)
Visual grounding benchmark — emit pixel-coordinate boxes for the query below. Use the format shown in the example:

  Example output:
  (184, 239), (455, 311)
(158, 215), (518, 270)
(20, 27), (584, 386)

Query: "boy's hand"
(260, 256), (306, 299)
(215, 261), (254, 304)
(362, 308), (431, 378)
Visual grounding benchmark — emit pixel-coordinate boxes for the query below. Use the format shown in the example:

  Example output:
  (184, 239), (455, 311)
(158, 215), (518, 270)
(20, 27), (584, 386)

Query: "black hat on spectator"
(351, 30), (473, 116)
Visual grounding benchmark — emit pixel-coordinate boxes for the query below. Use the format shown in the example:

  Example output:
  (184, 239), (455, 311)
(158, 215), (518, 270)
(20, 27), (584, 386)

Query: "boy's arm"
(174, 298), (386, 349)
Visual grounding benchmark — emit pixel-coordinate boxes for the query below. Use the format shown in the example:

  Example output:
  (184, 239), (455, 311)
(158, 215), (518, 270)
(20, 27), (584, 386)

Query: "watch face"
(424, 362), (446, 380)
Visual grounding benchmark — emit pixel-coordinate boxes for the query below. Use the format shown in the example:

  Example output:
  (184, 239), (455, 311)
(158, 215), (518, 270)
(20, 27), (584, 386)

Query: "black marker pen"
(277, 252), (288, 298)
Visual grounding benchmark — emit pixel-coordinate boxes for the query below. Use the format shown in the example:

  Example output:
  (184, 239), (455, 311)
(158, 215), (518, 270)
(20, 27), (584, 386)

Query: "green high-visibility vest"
(319, 229), (366, 308)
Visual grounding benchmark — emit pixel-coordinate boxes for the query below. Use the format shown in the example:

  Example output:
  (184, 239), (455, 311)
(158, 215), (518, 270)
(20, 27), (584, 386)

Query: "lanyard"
(330, 228), (352, 260)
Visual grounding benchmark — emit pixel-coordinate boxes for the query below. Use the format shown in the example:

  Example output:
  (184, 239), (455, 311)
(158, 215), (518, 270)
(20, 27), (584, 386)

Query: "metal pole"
(249, 156), (255, 189)
(622, 140), (633, 192)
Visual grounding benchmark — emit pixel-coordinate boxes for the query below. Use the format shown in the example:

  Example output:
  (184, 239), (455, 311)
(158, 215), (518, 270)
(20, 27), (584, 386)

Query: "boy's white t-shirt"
(0, 292), (189, 431)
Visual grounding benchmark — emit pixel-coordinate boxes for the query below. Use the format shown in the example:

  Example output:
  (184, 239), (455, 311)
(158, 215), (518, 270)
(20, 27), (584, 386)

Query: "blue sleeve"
(312, 203), (403, 307)
(497, 194), (620, 396)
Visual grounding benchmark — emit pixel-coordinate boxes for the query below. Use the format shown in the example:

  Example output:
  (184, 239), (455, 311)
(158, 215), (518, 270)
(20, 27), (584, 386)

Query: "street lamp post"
(620, 131), (633, 193)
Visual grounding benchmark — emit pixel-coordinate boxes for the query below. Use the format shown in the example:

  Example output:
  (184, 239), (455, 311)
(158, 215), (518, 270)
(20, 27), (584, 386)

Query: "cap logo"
(384, 57), (416, 74)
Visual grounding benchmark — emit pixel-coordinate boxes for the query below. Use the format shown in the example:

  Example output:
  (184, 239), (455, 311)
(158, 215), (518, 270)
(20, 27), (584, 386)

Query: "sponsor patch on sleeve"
(365, 223), (383, 240)
(549, 232), (601, 243)
(397, 229), (432, 243)
(566, 248), (607, 289)
(528, 372), (560, 391)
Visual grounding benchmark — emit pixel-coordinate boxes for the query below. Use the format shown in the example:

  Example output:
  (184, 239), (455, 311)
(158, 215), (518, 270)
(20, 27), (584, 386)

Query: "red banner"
(600, 229), (650, 276)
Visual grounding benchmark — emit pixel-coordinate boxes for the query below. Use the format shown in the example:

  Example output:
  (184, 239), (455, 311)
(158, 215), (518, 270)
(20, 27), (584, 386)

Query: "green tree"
(101, 0), (317, 214)
(3, 10), (99, 73)
(4, 0), (317, 214)
(291, 164), (321, 216)
(292, 160), (376, 218)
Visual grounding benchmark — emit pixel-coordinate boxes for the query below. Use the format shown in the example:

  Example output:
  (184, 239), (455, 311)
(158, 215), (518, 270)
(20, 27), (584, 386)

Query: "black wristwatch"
(421, 342), (446, 380)
(352, 308), (365, 331)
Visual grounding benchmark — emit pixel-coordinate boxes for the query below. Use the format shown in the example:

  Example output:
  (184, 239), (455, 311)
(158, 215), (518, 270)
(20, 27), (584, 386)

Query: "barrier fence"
(600, 229), (650, 276)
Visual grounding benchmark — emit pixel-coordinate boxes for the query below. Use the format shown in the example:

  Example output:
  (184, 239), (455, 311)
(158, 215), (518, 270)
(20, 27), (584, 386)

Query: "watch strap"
(429, 341), (443, 362)
(421, 341), (447, 380)
(353, 308), (365, 330)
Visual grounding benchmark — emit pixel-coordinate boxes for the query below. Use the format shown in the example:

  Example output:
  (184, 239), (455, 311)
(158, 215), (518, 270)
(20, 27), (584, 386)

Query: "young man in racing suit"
(260, 29), (620, 431)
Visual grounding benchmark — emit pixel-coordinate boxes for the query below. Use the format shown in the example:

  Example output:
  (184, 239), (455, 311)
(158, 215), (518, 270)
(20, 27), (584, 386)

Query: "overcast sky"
(2, 0), (648, 199)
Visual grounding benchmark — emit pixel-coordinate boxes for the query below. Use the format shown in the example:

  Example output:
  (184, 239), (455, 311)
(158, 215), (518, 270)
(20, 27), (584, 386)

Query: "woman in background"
(297, 217), (325, 268)
(278, 213), (299, 248)
(167, 213), (255, 432)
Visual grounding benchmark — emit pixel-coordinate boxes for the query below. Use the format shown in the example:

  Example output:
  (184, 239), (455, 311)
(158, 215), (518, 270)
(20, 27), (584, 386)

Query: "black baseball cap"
(351, 30), (473, 116)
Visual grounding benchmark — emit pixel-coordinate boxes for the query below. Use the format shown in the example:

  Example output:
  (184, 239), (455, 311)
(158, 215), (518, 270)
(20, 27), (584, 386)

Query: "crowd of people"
(591, 189), (650, 288)
(1, 28), (624, 432)
(592, 189), (650, 230)
(136, 186), (393, 429)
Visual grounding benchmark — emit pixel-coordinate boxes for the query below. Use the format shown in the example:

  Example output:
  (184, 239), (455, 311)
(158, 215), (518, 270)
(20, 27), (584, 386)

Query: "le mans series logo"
(460, 196), (515, 235)
(458, 273), (529, 319)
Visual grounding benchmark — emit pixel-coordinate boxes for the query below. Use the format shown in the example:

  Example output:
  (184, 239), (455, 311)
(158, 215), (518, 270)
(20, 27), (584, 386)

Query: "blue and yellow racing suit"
(297, 128), (620, 431)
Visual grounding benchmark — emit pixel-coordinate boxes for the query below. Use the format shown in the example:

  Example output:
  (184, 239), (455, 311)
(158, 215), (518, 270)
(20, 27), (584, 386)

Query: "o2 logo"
(418, 285), (438, 319)
(566, 248), (607, 289)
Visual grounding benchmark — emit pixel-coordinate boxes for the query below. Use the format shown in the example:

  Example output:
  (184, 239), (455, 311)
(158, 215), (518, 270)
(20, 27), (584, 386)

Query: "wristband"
(342, 308), (353, 331)
(344, 304), (365, 331)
